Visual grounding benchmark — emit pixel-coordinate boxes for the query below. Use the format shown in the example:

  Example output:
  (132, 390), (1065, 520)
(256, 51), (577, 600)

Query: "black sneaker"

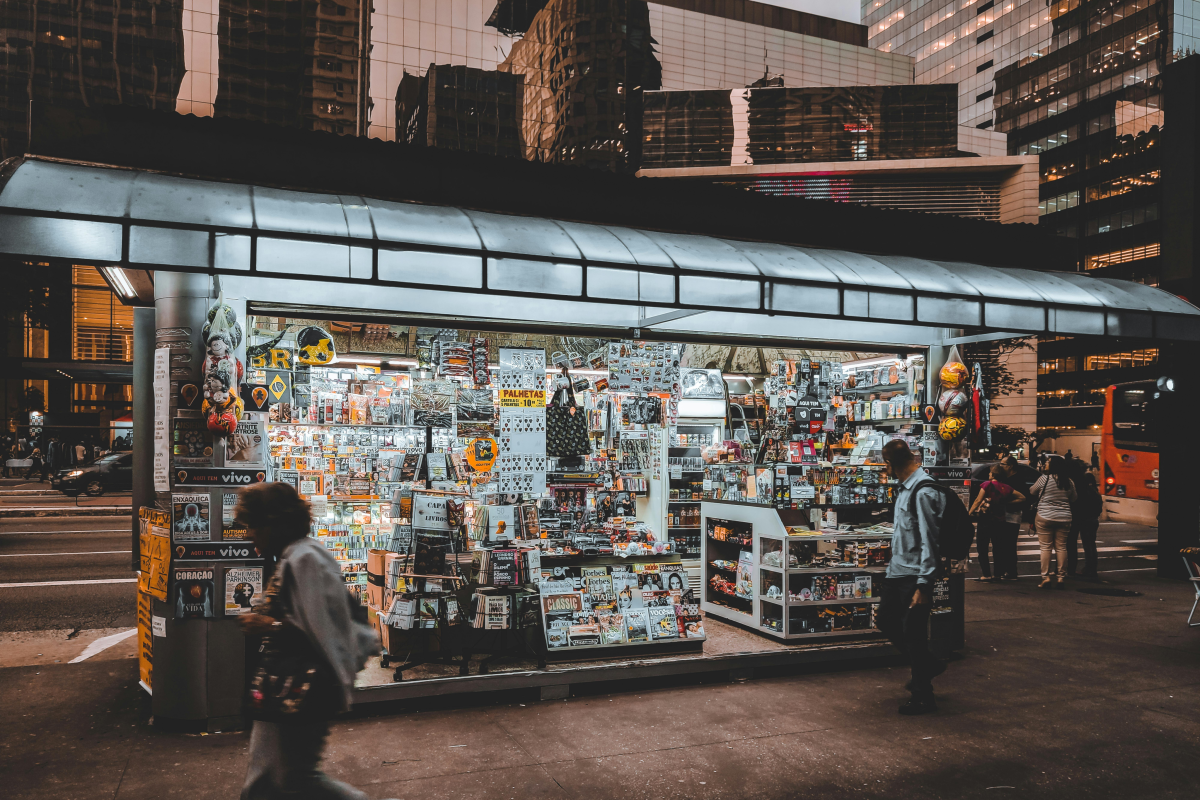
(904, 660), (947, 691)
(899, 696), (938, 715)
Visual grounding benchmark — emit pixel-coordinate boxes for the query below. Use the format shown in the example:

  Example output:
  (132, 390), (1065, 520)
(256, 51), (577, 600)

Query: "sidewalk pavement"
(3, 570), (1198, 800)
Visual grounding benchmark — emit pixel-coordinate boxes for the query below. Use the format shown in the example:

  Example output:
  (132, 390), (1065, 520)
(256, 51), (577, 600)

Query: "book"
(648, 607), (679, 640)
(490, 549), (519, 586)
(624, 608), (650, 643)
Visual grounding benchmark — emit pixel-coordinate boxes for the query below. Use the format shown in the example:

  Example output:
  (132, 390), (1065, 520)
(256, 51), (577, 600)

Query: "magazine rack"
(537, 552), (706, 658)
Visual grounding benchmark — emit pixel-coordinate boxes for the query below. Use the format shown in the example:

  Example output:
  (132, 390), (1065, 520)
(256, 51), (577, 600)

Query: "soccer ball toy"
(939, 361), (969, 389)
(939, 416), (968, 441)
(937, 388), (970, 417)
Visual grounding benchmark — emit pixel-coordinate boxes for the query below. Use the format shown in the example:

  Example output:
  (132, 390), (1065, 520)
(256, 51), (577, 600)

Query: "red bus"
(1100, 379), (1164, 525)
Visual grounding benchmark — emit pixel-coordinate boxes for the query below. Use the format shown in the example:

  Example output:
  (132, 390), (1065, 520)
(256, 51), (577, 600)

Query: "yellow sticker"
(498, 389), (546, 408)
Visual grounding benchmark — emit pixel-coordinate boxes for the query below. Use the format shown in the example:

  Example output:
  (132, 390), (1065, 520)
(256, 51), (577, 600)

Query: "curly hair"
(233, 482), (311, 544)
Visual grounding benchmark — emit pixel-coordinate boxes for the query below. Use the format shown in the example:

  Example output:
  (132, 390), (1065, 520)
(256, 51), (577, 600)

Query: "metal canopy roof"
(2, 157), (1198, 343)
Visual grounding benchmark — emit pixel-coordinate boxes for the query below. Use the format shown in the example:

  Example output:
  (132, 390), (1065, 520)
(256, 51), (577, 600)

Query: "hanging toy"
(200, 293), (245, 437)
(202, 359), (245, 435)
(932, 356), (972, 441)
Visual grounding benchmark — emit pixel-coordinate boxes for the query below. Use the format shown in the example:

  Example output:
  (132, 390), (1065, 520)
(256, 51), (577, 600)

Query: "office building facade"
(863, 0), (1058, 130)
(0, 0), (186, 159)
(396, 63), (524, 157)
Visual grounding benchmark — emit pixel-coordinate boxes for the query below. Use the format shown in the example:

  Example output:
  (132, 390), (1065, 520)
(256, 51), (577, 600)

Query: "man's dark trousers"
(877, 576), (935, 697)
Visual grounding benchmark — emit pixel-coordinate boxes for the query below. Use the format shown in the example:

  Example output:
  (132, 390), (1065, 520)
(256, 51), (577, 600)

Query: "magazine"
(658, 563), (689, 595)
(678, 603), (705, 638)
(641, 589), (674, 608)
(568, 624), (602, 647)
(585, 573), (615, 604)
(624, 608), (650, 643)
(634, 563), (664, 591)
(612, 571), (643, 610)
(598, 612), (627, 645)
(648, 607), (679, 640)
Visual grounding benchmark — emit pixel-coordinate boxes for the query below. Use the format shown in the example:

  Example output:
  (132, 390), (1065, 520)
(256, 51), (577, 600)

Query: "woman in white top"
(1030, 456), (1077, 588)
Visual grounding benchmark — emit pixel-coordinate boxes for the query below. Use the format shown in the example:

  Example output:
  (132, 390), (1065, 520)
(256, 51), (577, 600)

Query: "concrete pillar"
(131, 307), (155, 571)
(148, 273), (247, 729)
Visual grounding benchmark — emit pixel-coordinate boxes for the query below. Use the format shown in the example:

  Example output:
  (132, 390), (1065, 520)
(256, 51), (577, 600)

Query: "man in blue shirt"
(879, 439), (948, 715)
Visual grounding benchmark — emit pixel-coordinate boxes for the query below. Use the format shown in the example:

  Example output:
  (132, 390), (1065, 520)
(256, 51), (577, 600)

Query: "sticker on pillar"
(242, 384), (270, 412)
(175, 467), (267, 487)
(265, 370), (292, 405)
(173, 567), (215, 619)
(295, 326), (336, 365)
(178, 383), (202, 410)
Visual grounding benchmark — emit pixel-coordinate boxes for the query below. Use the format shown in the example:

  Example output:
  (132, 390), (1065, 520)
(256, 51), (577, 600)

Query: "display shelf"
(702, 500), (888, 642)
(669, 500), (701, 504)
(788, 597), (879, 607)
(786, 566), (888, 574)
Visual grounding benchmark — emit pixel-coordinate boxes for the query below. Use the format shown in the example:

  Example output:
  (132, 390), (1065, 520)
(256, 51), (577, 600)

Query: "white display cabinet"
(701, 500), (891, 641)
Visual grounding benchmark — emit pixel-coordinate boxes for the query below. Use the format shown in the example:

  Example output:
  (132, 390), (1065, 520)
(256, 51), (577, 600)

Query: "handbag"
(546, 383), (591, 458)
(245, 560), (340, 723)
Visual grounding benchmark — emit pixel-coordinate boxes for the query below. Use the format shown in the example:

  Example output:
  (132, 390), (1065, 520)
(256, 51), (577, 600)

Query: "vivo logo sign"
(223, 475), (253, 483)
(220, 547), (253, 557)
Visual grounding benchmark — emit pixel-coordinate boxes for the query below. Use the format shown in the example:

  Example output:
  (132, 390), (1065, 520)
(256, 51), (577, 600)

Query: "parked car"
(52, 453), (133, 496)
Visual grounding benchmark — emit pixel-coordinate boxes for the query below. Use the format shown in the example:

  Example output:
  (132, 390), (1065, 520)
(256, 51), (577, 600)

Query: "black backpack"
(909, 480), (976, 561)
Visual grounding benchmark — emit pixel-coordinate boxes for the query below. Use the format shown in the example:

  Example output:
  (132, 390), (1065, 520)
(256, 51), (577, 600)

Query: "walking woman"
(235, 482), (380, 800)
(968, 463), (1025, 582)
(1030, 455), (1077, 588)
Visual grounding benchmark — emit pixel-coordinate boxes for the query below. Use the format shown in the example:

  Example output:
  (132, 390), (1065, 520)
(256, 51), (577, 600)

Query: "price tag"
(670, 464), (682, 479)
(310, 495), (327, 517)
(498, 389), (546, 408)
(702, 480), (713, 490)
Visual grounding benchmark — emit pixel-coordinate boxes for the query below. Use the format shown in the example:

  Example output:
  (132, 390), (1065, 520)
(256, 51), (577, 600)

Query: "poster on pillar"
(153, 348), (170, 491)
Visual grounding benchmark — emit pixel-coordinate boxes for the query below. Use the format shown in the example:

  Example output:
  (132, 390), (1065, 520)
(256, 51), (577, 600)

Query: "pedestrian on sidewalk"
(878, 440), (947, 716)
(234, 482), (380, 800)
(74, 442), (86, 464)
(1030, 455), (1077, 589)
(1068, 472), (1102, 580)
(25, 447), (44, 482)
(968, 464), (1025, 582)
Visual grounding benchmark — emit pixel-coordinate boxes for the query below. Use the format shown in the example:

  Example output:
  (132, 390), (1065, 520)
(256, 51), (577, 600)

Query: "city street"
(2, 514), (1197, 800)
